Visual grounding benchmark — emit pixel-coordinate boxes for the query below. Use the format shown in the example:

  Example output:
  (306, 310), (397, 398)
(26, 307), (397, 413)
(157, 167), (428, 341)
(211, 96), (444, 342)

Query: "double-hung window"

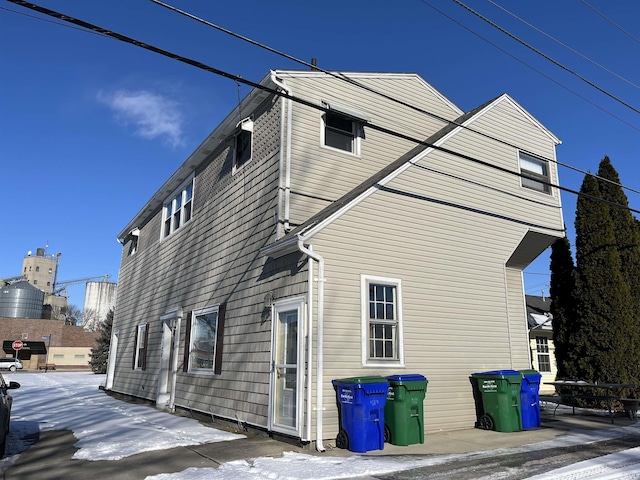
(535, 336), (552, 372)
(361, 275), (403, 366)
(162, 176), (194, 238)
(188, 306), (220, 373)
(519, 152), (550, 193)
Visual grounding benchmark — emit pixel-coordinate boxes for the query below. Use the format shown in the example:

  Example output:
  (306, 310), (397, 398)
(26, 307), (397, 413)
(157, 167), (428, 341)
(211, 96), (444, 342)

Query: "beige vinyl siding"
(304, 99), (563, 437)
(282, 74), (462, 227)
(111, 95), (312, 427)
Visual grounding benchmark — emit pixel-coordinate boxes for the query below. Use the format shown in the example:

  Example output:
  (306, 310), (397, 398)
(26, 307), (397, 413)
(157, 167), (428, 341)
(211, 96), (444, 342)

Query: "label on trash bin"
(480, 380), (498, 393)
(340, 388), (354, 404)
(387, 386), (395, 401)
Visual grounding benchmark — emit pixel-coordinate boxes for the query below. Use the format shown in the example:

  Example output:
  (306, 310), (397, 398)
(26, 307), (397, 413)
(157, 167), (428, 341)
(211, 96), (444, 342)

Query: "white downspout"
(305, 249), (313, 443)
(270, 71), (293, 233)
(298, 240), (326, 452)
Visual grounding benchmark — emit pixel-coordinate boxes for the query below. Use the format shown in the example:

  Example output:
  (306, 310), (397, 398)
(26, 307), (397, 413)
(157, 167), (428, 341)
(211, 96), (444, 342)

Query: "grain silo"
(0, 281), (45, 319)
(82, 281), (117, 330)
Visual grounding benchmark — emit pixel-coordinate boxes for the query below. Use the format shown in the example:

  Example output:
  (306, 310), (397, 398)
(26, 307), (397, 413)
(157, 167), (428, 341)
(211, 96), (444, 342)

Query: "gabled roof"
(262, 93), (543, 258)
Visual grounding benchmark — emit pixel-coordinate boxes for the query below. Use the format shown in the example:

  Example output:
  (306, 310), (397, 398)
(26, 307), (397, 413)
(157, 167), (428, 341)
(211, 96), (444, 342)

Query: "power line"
(9, 0), (640, 218)
(451, 0), (640, 116)
(485, 0), (640, 91)
(151, 0), (640, 200)
(581, 0), (640, 46)
(7, 1), (640, 202)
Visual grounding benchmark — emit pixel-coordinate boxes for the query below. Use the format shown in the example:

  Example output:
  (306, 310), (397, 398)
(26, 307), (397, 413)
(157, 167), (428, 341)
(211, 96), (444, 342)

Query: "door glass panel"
(274, 310), (297, 428)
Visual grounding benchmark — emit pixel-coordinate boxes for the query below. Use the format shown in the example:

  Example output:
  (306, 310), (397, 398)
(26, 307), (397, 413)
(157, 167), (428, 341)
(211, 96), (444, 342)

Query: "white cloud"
(98, 89), (185, 147)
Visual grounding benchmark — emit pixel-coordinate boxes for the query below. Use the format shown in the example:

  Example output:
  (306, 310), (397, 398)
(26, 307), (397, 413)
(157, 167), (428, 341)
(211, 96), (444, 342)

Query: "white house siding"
(111, 94), (312, 428)
(278, 73), (462, 228)
(303, 99), (563, 438)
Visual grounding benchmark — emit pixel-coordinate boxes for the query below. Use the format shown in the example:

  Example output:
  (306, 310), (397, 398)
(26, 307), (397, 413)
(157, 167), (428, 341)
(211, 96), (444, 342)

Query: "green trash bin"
(384, 374), (428, 446)
(471, 370), (522, 432)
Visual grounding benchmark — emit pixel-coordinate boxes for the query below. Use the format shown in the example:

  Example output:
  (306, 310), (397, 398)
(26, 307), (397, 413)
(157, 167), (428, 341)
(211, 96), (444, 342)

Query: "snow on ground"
(1, 372), (242, 466)
(1, 372), (640, 480)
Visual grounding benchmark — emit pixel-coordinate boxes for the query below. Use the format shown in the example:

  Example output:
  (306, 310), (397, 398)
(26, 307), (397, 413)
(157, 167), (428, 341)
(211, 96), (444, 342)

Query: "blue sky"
(1, 0), (639, 307)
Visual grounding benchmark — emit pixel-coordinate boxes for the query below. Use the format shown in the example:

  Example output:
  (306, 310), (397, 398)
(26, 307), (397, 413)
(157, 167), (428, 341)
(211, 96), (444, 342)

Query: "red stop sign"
(12, 341), (23, 351)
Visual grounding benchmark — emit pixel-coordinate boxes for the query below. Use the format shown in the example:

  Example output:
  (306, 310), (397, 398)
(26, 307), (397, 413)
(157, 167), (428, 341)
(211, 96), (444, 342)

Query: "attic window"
(233, 118), (253, 173)
(322, 101), (368, 155)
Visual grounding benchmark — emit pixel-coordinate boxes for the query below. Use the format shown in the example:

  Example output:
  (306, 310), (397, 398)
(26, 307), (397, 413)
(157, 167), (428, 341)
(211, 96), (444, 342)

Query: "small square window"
(520, 152), (550, 193)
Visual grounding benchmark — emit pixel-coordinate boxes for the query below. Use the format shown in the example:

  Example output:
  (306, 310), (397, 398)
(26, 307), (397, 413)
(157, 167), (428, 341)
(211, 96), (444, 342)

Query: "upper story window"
(36, 266), (40, 272)
(519, 152), (550, 193)
(361, 275), (404, 366)
(322, 101), (369, 156)
(162, 176), (194, 239)
(233, 118), (253, 173)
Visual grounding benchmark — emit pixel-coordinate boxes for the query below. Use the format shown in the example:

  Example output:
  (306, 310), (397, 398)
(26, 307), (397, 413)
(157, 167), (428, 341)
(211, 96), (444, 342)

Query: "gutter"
(297, 239), (326, 452)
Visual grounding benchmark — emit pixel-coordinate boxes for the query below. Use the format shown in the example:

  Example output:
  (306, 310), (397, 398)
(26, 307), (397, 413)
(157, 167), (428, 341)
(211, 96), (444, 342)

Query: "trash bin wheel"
(336, 429), (349, 450)
(384, 424), (391, 444)
(478, 414), (494, 431)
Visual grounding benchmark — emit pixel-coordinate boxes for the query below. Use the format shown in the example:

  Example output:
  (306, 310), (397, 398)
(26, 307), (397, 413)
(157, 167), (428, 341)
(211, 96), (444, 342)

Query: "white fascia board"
(118, 73), (276, 239)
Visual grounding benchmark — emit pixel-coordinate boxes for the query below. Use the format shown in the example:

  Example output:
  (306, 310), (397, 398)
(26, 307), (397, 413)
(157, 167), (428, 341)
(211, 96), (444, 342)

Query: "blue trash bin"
(520, 369), (542, 429)
(332, 376), (389, 453)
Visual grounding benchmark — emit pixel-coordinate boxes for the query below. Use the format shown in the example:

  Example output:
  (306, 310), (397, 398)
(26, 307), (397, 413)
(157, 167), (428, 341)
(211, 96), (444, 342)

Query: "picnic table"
(543, 381), (639, 424)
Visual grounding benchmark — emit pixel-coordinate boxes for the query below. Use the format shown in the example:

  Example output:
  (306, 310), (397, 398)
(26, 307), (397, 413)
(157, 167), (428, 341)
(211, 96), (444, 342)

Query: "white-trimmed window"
(535, 336), (552, 372)
(233, 118), (253, 173)
(361, 275), (403, 366)
(162, 176), (194, 238)
(321, 102), (368, 155)
(134, 323), (149, 371)
(188, 306), (219, 373)
(519, 152), (550, 193)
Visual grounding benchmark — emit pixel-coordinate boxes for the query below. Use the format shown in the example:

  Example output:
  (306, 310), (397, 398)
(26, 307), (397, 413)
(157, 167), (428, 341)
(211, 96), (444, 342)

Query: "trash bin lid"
(472, 369), (521, 378)
(332, 376), (388, 386)
(387, 374), (427, 383)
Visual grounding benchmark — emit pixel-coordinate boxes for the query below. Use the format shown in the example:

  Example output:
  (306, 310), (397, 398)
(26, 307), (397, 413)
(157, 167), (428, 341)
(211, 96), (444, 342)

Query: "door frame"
(268, 297), (305, 436)
(156, 307), (182, 411)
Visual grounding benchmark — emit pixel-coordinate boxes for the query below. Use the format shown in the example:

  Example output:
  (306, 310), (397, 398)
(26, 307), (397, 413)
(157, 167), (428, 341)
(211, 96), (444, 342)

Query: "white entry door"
(270, 298), (304, 435)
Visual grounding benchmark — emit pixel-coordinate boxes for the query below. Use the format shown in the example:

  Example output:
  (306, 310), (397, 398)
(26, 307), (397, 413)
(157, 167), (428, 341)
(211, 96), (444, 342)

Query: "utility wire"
(451, 0), (640, 116)
(151, 0), (640, 198)
(6, 0), (638, 200)
(581, 0), (640, 46)
(8, 0), (640, 218)
(0, 5), (111, 38)
(485, 0), (640, 90)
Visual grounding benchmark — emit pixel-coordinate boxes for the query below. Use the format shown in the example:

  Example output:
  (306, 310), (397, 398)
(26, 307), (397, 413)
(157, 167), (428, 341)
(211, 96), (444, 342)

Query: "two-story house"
(106, 70), (564, 449)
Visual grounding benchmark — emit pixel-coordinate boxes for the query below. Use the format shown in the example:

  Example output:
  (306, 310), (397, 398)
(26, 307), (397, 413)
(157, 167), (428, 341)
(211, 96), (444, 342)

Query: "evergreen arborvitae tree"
(549, 235), (576, 379)
(596, 156), (640, 301)
(574, 173), (635, 383)
(89, 309), (113, 374)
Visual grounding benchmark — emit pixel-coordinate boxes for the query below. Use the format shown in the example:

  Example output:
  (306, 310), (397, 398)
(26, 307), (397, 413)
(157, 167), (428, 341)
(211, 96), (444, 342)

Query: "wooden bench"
(38, 364), (56, 371)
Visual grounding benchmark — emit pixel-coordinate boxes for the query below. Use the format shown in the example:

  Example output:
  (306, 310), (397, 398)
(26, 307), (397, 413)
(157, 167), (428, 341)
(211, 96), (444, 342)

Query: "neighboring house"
(107, 70), (565, 448)
(526, 294), (557, 393)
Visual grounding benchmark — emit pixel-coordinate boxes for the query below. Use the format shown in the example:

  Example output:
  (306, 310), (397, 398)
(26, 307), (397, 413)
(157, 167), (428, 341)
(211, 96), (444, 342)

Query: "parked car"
(0, 359), (23, 372)
(0, 373), (20, 456)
